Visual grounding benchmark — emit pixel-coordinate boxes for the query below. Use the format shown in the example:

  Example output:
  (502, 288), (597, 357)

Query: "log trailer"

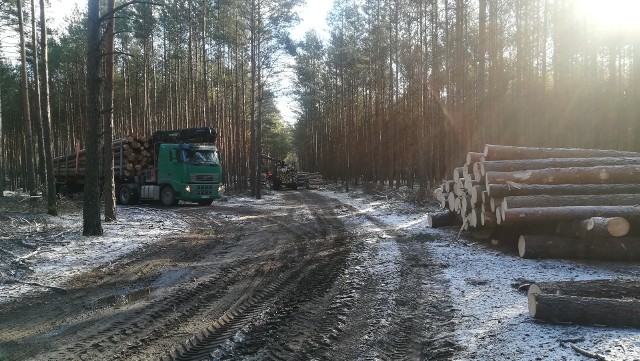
(53, 127), (222, 206)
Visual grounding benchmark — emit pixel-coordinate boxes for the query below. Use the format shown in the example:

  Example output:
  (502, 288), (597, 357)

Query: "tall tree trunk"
(84, 0), (103, 236)
(17, 0), (37, 196)
(31, 0), (46, 185)
(255, 0), (262, 200)
(0, 84), (3, 197)
(39, 0), (57, 215)
(249, 0), (257, 197)
(103, 0), (116, 222)
(477, 0), (487, 146)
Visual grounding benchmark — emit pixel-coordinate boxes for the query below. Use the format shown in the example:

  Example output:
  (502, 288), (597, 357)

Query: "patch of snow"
(0, 206), (187, 303)
(325, 187), (640, 361)
(3, 187), (640, 360)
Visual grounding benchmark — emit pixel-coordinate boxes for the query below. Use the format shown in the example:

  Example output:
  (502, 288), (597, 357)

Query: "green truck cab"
(154, 143), (221, 206)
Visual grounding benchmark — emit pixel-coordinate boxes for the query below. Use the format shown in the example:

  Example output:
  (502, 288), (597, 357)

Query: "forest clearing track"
(0, 190), (455, 360)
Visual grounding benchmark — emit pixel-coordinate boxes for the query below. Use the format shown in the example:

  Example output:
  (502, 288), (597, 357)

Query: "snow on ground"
(0, 206), (187, 304)
(2, 187), (640, 360)
(325, 187), (640, 361)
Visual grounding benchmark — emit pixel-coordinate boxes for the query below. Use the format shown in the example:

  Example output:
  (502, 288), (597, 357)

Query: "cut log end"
(518, 235), (526, 257)
(605, 217), (631, 237)
(528, 292), (538, 317)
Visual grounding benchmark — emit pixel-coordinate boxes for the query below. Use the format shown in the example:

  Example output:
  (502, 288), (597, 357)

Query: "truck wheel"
(196, 199), (213, 206)
(160, 186), (179, 206)
(118, 185), (139, 205)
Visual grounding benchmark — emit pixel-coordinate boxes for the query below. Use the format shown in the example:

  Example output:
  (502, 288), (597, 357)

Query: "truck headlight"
(185, 185), (191, 193)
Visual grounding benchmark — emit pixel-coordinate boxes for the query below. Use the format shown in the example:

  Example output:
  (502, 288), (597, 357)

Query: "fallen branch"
(570, 344), (608, 361)
(558, 336), (585, 343)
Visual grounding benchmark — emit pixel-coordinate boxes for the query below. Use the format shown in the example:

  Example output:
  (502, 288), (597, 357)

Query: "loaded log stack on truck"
(262, 155), (298, 190)
(53, 127), (222, 206)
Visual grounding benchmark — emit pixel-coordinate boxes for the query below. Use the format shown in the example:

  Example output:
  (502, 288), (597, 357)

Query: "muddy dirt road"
(0, 191), (456, 360)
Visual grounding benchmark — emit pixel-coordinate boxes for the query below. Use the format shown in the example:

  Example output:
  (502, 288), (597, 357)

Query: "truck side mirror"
(170, 149), (177, 163)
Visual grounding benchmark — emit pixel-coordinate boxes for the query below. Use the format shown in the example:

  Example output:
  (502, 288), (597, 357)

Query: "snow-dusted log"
(518, 234), (640, 261)
(427, 211), (459, 228)
(485, 166), (640, 189)
(528, 279), (640, 300)
(486, 183), (640, 198)
(479, 157), (640, 176)
(576, 217), (630, 238)
(501, 206), (640, 226)
(528, 293), (640, 327)
(483, 144), (640, 161)
(556, 217), (631, 238)
(501, 194), (640, 210)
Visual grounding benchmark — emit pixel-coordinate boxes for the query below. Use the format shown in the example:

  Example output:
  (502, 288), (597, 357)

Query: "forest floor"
(0, 185), (639, 361)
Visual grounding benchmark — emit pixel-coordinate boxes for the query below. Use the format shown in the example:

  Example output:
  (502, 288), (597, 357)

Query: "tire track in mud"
(2, 191), (457, 360)
(169, 191), (458, 360)
(321, 193), (457, 359)
(165, 191), (355, 360)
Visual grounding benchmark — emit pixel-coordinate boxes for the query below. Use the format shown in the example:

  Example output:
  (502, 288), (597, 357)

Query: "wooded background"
(1, 0), (639, 197)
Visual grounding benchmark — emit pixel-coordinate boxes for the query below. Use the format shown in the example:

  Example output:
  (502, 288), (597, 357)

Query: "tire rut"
(1, 191), (458, 360)
(163, 192), (354, 360)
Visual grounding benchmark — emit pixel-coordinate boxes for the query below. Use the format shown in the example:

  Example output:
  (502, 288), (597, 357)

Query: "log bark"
(556, 217), (631, 238)
(528, 279), (640, 299)
(427, 211), (459, 228)
(483, 144), (640, 161)
(479, 157), (640, 176)
(576, 217), (630, 238)
(528, 292), (640, 327)
(501, 206), (640, 226)
(487, 183), (640, 198)
(501, 194), (640, 210)
(485, 166), (640, 188)
(489, 227), (523, 249)
(518, 234), (640, 261)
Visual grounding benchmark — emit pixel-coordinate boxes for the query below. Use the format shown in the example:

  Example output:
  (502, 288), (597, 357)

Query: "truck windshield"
(182, 149), (220, 166)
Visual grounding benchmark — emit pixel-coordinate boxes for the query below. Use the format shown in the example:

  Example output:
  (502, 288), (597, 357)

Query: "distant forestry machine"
(262, 155), (298, 190)
(53, 127), (222, 206)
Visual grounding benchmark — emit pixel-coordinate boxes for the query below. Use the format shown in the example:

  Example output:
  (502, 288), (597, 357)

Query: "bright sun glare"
(576, 0), (640, 31)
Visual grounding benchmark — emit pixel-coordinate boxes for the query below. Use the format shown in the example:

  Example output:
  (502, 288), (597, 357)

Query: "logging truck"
(53, 127), (222, 206)
(261, 155), (298, 190)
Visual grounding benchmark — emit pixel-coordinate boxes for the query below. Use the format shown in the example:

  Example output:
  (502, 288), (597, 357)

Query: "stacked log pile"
(53, 136), (154, 181)
(429, 144), (640, 262)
